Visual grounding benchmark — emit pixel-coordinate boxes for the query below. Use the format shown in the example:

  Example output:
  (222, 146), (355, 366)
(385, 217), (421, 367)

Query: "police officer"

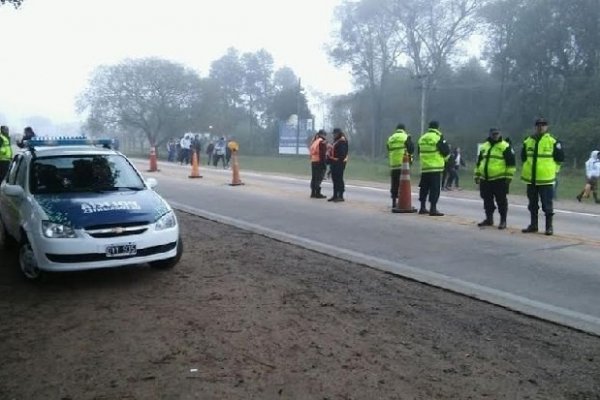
(328, 128), (348, 202)
(521, 118), (564, 235)
(474, 128), (516, 230)
(417, 121), (450, 216)
(0, 126), (13, 182)
(17, 126), (36, 148)
(387, 123), (414, 208)
(309, 129), (328, 199)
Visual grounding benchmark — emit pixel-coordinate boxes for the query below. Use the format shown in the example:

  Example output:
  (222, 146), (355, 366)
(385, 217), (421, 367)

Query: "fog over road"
(135, 160), (600, 336)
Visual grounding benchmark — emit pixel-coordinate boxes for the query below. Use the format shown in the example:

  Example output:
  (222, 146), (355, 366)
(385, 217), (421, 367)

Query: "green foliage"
(78, 58), (202, 148)
(0, 0), (23, 8)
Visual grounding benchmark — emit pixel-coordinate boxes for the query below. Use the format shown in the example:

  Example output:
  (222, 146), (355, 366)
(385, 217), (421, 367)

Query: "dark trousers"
(480, 179), (508, 218)
(526, 184), (554, 216)
(213, 154), (225, 168)
(310, 162), (326, 193)
(0, 160), (9, 183)
(390, 169), (401, 198)
(446, 167), (459, 188)
(330, 162), (346, 198)
(419, 172), (442, 207)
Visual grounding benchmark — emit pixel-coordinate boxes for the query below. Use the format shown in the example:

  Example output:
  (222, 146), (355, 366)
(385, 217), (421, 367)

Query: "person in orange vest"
(309, 129), (328, 198)
(328, 128), (349, 202)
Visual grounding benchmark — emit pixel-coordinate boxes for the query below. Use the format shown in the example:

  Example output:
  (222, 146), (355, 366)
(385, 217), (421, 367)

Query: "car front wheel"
(19, 239), (44, 280)
(149, 238), (183, 269)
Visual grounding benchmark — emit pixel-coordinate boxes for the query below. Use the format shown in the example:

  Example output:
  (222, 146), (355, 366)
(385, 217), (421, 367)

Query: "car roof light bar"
(25, 137), (114, 149)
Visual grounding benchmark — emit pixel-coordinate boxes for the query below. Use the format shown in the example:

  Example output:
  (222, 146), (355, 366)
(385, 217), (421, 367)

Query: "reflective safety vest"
(418, 129), (445, 173)
(310, 137), (325, 162)
(0, 134), (12, 162)
(387, 130), (408, 169)
(521, 133), (559, 185)
(475, 140), (515, 181)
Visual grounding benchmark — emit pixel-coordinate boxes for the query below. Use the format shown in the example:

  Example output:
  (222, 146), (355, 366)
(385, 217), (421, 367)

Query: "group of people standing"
(309, 128), (348, 202)
(387, 118), (564, 236)
(0, 126), (36, 182)
(166, 134), (236, 169)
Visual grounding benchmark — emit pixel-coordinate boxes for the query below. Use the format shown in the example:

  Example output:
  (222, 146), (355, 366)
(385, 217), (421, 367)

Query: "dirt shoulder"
(0, 211), (598, 399)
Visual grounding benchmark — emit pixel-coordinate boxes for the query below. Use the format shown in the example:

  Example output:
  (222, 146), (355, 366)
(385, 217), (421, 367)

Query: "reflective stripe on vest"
(418, 129), (444, 173)
(387, 130), (408, 169)
(521, 133), (558, 185)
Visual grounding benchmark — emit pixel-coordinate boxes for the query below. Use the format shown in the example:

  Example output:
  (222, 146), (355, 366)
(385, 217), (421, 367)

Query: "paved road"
(135, 160), (600, 335)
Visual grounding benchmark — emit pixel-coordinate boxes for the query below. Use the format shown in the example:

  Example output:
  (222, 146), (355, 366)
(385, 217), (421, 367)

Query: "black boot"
(310, 189), (317, 198)
(477, 213), (494, 227)
(545, 214), (553, 236)
(522, 213), (538, 233)
(418, 202), (429, 214)
(315, 189), (326, 199)
(429, 203), (444, 216)
(576, 192), (583, 202)
(498, 214), (507, 230)
(392, 198), (397, 208)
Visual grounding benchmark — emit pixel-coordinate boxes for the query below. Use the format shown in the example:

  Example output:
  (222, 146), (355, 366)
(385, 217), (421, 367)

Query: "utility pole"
(419, 74), (427, 135)
(296, 78), (301, 155)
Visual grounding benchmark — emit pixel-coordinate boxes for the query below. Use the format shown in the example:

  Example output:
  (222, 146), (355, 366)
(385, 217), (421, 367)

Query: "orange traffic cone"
(148, 146), (159, 172)
(392, 153), (417, 213)
(188, 150), (203, 179)
(229, 151), (244, 186)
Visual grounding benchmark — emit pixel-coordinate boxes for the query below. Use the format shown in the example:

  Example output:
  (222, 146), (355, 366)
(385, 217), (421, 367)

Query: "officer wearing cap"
(417, 120), (450, 216)
(474, 128), (516, 230)
(521, 118), (564, 235)
(387, 123), (414, 209)
(309, 129), (328, 199)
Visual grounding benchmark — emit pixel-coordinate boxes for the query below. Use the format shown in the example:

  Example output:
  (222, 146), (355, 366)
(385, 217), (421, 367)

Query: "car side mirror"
(146, 177), (158, 189)
(4, 184), (25, 198)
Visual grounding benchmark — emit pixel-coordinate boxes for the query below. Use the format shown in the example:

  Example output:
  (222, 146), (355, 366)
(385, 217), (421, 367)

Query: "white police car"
(0, 137), (182, 280)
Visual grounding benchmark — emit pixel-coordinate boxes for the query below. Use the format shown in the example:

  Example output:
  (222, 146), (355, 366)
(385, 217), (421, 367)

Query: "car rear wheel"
(19, 239), (44, 280)
(149, 238), (182, 269)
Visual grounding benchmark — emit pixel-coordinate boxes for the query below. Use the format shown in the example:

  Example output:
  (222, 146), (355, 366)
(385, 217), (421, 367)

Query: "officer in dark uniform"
(328, 128), (348, 202)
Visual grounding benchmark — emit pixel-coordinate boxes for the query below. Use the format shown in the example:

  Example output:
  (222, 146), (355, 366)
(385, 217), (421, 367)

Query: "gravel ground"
(0, 210), (599, 400)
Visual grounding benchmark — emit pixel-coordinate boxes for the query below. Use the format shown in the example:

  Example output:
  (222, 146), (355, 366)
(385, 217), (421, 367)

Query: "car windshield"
(30, 154), (146, 194)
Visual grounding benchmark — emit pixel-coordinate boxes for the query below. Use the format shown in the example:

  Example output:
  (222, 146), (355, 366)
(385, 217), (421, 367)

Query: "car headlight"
(42, 221), (76, 238)
(155, 211), (177, 231)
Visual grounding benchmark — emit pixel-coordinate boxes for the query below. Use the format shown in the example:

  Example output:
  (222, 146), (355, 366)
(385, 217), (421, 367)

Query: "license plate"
(105, 242), (137, 257)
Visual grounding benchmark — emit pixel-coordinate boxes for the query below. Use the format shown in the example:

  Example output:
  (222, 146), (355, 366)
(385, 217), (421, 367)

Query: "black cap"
(428, 120), (439, 129)
(396, 123), (405, 130)
(317, 129), (326, 136)
(333, 128), (343, 135)
(489, 128), (500, 134)
(534, 118), (548, 126)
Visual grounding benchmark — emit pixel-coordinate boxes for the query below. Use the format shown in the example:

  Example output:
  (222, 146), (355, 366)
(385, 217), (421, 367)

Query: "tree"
(482, 0), (600, 157)
(329, 0), (403, 157)
(393, 0), (486, 133)
(77, 58), (202, 148)
(273, 67), (299, 91)
(0, 0), (23, 8)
